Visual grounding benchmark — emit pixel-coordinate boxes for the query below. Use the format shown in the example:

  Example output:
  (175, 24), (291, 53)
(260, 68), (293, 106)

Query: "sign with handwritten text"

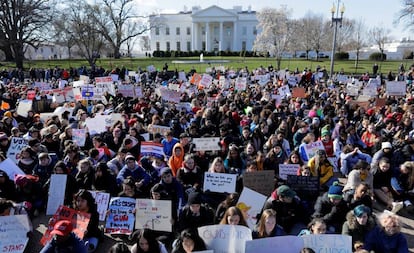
(203, 172), (237, 193)
(0, 215), (31, 253)
(105, 197), (136, 234)
(135, 199), (172, 232)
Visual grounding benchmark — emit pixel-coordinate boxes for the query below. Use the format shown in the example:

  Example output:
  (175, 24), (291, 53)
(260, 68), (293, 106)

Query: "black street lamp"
(329, 0), (345, 79)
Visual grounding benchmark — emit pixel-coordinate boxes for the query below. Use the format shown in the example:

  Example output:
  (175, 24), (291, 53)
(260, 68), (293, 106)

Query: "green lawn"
(1, 56), (413, 76)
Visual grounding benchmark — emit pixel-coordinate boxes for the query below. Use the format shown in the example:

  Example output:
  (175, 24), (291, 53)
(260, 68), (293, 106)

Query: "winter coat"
(342, 210), (376, 247)
(364, 226), (408, 253)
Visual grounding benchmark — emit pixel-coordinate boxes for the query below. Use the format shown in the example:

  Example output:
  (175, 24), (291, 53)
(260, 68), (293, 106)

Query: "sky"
(134, 0), (410, 41)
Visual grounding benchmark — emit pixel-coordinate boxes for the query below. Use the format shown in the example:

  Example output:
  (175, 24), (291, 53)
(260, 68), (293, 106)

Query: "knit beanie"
(328, 181), (343, 199)
(353, 204), (371, 218)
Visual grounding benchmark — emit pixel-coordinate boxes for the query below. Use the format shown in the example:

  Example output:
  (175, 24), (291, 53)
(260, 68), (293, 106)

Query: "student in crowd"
(130, 228), (168, 253)
(40, 220), (87, 253)
(219, 206), (248, 227)
(171, 228), (207, 253)
(342, 205), (376, 251)
(252, 208), (285, 239)
(298, 218), (327, 236)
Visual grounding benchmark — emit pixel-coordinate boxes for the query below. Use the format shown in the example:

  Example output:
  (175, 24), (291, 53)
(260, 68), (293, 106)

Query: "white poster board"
(72, 129), (86, 147)
(46, 174), (67, 215)
(135, 199), (172, 232)
(386, 81), (406, 96)
(304, 141), (326, 161)
(85, 115), (109, 135)
(302, 234), (352, 253)
(203, 172), (237, 193)
(6, 137), (28, 164)
(90, 191), (111, 221)
(16, 100), (33, 118)
(0, 215), (31, 253)
(198, 225), (252, 253)
(105, 197), (136, 234)
(279, 164), (300, 180)
(192, 137), (221, 151)
(0, 158), (25, 179)
(236, 187), (267, 229)
(245, 236), (304, 253)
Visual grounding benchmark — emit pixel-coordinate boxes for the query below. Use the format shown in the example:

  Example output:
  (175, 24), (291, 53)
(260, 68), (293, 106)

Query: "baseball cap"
(277, 185), (296, 198)
(50, 220), (73, 237)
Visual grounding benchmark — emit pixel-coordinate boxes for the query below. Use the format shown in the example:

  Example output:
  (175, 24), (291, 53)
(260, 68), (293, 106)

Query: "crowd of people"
(0, 62), (414, 253)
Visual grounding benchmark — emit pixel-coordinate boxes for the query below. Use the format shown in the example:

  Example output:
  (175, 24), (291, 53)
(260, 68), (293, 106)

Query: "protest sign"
(0, 158), (25, 179)
(386, 81), (406, 96)
(72, 129), (86, 147)
(203, 172), (237, 193)
(140, 142), (165, 159)
(105, 197), (136, 234)
(158, 88), (181, 103)
(242, 170), (275, 196)
(278, 85), (291, 98)
(292, 87), (306, 98)
(302, 234), (352, 253)
(198, 225), (252, 253)
(287, 175), (319, 201)
(279, 164), (300, 180)
(0, 215), (31, 253)
(79, 75), (89, 82)
(134, 86), (143, 98)
(235, 77), (247, 91)
(6, 137), (28, 164)
(90, 191), (111, 221)
(85, 115), (109, 135)
(190, 73), (202, 85)
(303, 141), (325, 160)
(362, 82), (378, 96)
(147, 124), (170, 136)
(111, 74), (119, 82)
(46, 174), (67, 215)
(192, 137), (221, 151)
(236, 187), (267, 229)
(245, 235), (304, 253)
(41, 205), (90, 245)
(178, 71), (187, 81)
(346, 83), (359, 96)
(118, 84), (135, 98)
(287, 75), (298, 86)
(135, 199), (172, 232)
(336, 75), (348, 83)
(376, 98), (386, 108)
(176, 102), (192, 112)
(34, 82), (52, 91)
(16, 100), (33, 117)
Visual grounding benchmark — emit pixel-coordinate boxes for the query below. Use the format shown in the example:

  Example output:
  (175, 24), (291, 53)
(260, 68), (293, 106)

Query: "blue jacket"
(116, 163), (151, 186)
(364, 226), (408, 253)
(252, 224), (285, 239)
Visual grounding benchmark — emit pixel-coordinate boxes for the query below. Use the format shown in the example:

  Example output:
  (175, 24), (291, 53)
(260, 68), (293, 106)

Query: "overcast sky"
(135, 0), (410, 41)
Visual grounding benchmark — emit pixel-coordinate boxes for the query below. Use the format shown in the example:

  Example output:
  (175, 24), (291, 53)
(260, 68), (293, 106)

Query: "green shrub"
(369, 52), (387, 61)
(335, 51), (349, 60)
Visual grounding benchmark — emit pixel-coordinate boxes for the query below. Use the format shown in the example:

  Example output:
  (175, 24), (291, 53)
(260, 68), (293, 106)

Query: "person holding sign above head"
(40, 220), (87, 253)
(252, 209), (285, 239)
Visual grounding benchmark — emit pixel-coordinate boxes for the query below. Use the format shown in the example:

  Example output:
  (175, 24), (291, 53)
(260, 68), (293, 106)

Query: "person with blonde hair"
(208, 157), (226, 173)
(308, 149), (335, 189)
(219, 206), (248, 227)
(252, 209), (285, 238)
(364, 211), (408, 253)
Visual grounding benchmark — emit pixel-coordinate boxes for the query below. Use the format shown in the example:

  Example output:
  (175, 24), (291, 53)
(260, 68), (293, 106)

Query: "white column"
(219, 22), (223, 51)
(191, 22), (195, 51)
(233, 21), (238, 51)
(205, 22), (209, 51)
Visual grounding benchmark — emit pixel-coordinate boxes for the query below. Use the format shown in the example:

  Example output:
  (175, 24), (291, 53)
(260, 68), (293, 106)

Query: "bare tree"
(349, 19), (366, 72)
(253, 6), (293, 70)
(369, 26), (390, 61)
(396, 0), (414, 31)
(335, 19), (355, 52)
(0, 0), (53, 68)
(296, 12), (323, 60)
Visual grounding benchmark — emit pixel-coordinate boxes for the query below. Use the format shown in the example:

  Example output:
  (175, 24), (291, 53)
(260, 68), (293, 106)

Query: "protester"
(130, 228), (168, 253)
(298, 218), (327, 236)
(252, 208), (285, 238)
(171, 228), (207, 253)
(40, 220), (87, 253)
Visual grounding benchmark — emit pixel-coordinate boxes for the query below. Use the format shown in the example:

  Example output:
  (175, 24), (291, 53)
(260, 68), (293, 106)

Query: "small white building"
(149, 5), (258, 52)
(349, 38), (414, 60)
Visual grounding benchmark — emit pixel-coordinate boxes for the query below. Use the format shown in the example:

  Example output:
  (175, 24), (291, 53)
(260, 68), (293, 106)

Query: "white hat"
(381, 142), (392, 149)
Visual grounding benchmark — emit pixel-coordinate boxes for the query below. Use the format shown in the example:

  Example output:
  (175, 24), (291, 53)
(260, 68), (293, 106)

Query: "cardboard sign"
(135, 199), (172, 232)
(242, 170), (275, 197)
(0, 215), (31, 253)
(287, 175), (319, 201)
(279, 164), (300, 180)
(105, 197), (136, 234)
(16, 100), (33, 118)
(302, 234), (352, 253)
(41, 206), (90, 245)
(386, 81), (406, 96)
(292, 87), (306, 98)
(303, 141), (325, 161)
(0, 158), (25, 179)
(192, 137), (221, 151)
(89, 191), (111, 221)
(236, 187), (267, 229)
(46, 174), (67, 215)
(72, 129), (86, 147)
(140, 142), (165, 159)
(6, 137), (28, 164)
(198, 225), (252, 253)
(245, 236), (304, 253)
(203, 172), (237, 193)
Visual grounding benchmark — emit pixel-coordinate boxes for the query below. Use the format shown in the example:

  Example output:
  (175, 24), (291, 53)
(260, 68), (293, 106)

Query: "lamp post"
(329, 1), (345, 79)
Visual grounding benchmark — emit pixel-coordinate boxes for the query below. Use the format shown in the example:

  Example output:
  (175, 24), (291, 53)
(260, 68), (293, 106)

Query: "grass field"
(1, 56), (414, 76)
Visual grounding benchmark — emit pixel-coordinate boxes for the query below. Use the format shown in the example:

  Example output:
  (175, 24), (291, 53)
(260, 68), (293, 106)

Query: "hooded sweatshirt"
(168, 143), (184, 176)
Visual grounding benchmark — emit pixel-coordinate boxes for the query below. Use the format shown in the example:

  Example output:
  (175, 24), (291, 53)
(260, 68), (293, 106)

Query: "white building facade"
(149, 5), (258, 52)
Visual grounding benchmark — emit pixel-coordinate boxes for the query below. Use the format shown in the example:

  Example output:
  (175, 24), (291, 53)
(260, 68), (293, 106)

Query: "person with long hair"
(75, 159), (94, 190)
(298, 218), (327, 236)
(308, 149), (335, 189)
(252, 209), (285, 239)
(172, 228), (206, 253)
(130, 228), (168, 253)
(219, 206), (248, 227)
(215, 192), (240, 224)
(342, 205), (376, 251)
(208, 157), (226, 173)
(73, 189), (101, 252)
(391, 161), (414, 214)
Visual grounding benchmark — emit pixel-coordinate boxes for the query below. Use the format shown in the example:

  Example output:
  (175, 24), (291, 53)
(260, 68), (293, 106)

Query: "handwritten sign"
(287, 175), (319, 201)
(386, 81), (406, 96)
(90, 191), (111, 221)
(199, 74), (213, 88)
(278, 85), (291, 98)
(192, 137), (221, 151)
(105, 197), (136, 234)
(246, 236), (304, 253)
(242, 170), (275, 196)
(16, 100), (33, 118)
(302, 234), (352, 253)
(0, 158), (25, 179)
(235, 77), (247, 91)
(198, 225), (252, 253)
(140, 142), (165, 159)
(118, 84), (135, 98)
(72, 129), (86, 147)
(0, 215), (31, 253)
(6, 137), (28, 164)
(203, 172), (237, 193)
(147, 124), (170, 136)
(303, 141), (325, 161)
(85, 115), (109, 135)
(46, 175), (67, 215)
(237, 187), (267, 229)
(41, 205), (90, 245)
(279, 164), (300, 180)
(135, 199), (172, 232)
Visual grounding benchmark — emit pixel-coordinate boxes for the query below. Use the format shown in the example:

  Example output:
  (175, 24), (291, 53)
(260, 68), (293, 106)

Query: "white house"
(348, 38), (414, 60)
(149, 5), (258, 52)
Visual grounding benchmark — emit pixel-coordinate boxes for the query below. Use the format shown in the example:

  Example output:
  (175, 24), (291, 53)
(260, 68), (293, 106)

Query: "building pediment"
(192, 5), (237, 18)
